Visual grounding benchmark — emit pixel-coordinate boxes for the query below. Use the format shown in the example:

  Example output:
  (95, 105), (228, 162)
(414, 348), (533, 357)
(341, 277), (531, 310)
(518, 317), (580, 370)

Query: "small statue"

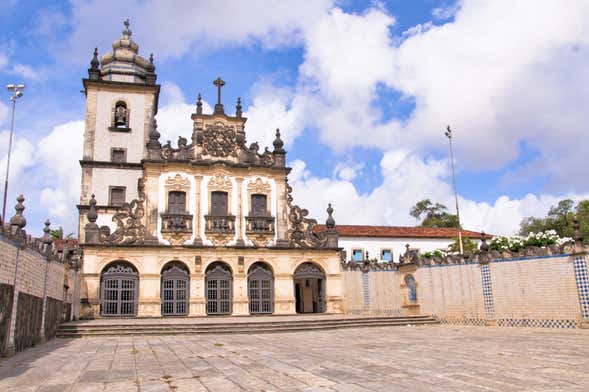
(249, 142), (259, 153)
(115, 104), (127, 128)
(178, 136), (188, 149)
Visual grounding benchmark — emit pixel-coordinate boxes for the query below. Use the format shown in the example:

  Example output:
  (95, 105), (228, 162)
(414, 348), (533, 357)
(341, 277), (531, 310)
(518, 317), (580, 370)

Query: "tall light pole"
(445, 125), (463, 254)
(2, 84), (25, 230)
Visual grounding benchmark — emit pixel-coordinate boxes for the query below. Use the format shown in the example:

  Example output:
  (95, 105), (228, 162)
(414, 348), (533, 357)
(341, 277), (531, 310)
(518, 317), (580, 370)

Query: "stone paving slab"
(1, 325), (589, 391)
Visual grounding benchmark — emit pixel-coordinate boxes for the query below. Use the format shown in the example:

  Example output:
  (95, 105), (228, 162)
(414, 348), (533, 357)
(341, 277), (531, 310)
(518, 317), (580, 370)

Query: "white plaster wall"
(94, 91), (147, 162)
(92, 168), (141, 205)
(339, 237), (457, 263)
(156, 172), (196, 245)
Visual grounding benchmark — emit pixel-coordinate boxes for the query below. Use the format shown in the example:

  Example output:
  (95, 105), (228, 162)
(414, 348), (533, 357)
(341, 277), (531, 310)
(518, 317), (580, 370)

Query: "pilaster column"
(193, 176), (203, 245)
(144, 169), (160, 244)
(275, 177), (289, 246)
(235, 177), (245, 246)
(479, 261), (497, 326)
(572, 252), (589, 328)
(232, 272), (248, 315)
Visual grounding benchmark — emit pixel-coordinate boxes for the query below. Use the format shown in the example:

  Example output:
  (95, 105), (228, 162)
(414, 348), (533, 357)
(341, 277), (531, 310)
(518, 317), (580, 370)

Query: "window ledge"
(108, 126), (132, 133)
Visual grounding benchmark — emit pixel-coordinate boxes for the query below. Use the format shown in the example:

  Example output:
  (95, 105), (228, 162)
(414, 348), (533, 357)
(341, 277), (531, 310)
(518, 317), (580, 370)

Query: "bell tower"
(78, 20), (160, 235)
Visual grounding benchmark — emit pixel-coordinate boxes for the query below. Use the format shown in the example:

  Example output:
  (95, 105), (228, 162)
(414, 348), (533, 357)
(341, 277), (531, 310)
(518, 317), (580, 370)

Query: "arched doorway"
(205, 262), (232, 315)
(248, 262), (274, 314)
(100, 261), (138, 317)
(161, 262), (190, 316)
(294, 262), (325, 314)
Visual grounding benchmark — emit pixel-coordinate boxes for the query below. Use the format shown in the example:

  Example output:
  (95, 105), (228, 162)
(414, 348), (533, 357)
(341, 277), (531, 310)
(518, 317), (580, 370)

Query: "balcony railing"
(245, 215), (275, 234)
(204, 215), (236, 233)
(161, 212), (193, 233)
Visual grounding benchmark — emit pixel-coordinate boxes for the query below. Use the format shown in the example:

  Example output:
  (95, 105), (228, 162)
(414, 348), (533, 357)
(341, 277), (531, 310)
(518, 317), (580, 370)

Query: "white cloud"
(0, 102), (9, 128)
(290, 152), (589, 236)
(35, 121), (84, 228)
(63, 0), (335, 63)
(9, 63), (41, 80)
(0, 130), (35, 183)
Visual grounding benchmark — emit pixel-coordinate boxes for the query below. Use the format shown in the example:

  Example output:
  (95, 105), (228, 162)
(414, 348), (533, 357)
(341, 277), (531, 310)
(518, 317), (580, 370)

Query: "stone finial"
(90, 48), (99, 69)
(87, 194), (97, 223)
(574, 218), (583, 243)
(213, 77), (225, 114)
(85, 194), (99, 244)
(147, 119), (161, 157)
(196, 93), (203, 115)
(42, 219), (53, 245)
(479, 231), (489, 252)
(236, 97), (242, 117)
(273, 128), (285, 154)
(122, 18), (132, 39)
(146, 53), (155, 72)
(326, 203), (335, 229)
(365, 250), (369, 261)
(9, 194), (26, 230)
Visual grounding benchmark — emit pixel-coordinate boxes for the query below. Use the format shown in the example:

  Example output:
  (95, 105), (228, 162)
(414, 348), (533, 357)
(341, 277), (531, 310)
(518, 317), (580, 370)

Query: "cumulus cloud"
(290, 153), (589, 236)
(63, 0), (334, 63)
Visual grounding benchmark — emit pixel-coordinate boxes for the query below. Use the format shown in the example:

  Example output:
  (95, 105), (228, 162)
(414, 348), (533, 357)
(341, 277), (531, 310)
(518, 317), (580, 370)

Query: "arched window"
(205, 262), (232, 315)
(293, 262), (326, 314)
(114, 101), (128, 128)
(161, 262), (190, 316)
(100, 261), (138, 316)
(405, 275), (417, 303)
(248, 263), (274, 314)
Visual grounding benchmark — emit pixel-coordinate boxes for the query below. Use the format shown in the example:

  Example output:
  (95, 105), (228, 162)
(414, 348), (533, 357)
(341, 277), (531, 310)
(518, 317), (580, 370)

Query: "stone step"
(56, 316), (439, 338)
(58, 315), (433, 331)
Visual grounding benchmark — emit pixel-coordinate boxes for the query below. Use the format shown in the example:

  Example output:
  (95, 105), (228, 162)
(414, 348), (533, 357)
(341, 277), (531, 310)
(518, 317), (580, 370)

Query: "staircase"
(56, 315), (439, 338)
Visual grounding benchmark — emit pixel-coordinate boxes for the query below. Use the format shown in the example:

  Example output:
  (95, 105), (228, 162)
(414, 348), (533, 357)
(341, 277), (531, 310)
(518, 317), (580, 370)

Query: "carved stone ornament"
(208, 173), (232, 191)
(99, 177), (147, 245)
(103, 264), (137, 276)
(165, 174), (190, 191)
(207, 233), (235, 247)
(248, 234), (274, 248)
(247, 177), (271, 194)
(287, 205), (328, 248)
(202, 123), (238, 158)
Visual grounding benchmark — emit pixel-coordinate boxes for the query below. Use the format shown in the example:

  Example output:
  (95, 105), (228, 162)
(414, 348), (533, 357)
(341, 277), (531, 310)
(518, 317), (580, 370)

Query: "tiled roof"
(313, 225), (491, 239)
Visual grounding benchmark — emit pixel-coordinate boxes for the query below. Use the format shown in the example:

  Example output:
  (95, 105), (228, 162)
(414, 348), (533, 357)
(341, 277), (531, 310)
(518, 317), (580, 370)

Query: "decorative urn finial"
(236, 97), (242, 117)
(326, 203), (335, 229)
(196, 93), (203, 115)
(273, 128), (285, 153)
(87, 194), (98, 223)
(122, 18), (132, 39)
(90, 48), (99, 69)
(479, 231), (489, 252)
(146, 53), (155, 72)
(9, 194), (26, 230)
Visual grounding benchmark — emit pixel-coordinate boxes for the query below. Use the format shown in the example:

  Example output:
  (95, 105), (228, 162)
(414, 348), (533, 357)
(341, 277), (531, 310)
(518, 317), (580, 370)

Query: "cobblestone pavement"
(1, 325), (589, 391)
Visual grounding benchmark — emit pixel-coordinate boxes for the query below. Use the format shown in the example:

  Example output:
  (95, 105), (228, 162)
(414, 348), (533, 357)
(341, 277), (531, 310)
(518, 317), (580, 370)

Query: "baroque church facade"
(77, 21), (341, 318)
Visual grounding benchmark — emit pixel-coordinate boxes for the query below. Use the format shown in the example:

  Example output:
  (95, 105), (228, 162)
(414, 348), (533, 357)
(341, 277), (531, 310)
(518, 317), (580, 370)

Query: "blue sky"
(1, 0), (588, 236)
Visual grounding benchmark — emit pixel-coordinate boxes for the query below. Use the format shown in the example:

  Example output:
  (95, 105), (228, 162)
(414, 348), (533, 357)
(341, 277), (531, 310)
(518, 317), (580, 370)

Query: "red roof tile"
(313, 225), (492, 239)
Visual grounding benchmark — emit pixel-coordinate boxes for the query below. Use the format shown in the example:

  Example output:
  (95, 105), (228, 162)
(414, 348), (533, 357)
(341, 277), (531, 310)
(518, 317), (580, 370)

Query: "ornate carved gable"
(247, 177), (271, 194)
(202, 123), (239, 158)
(208, 172), (232, 191)
(165, 174), (190, 191)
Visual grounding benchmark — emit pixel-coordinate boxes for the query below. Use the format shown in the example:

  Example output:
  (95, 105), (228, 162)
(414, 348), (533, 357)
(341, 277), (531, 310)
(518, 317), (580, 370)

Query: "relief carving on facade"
(202, 123), (238, 158)
(287, 205), (328, 248)
(99, 177), (147, 245)
(208, 172), (233, 191)
(246, 177), (274, 247)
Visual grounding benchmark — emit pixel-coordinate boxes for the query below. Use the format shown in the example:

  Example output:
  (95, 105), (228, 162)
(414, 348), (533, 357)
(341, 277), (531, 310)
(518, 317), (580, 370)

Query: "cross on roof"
(213, 77), (225, 105)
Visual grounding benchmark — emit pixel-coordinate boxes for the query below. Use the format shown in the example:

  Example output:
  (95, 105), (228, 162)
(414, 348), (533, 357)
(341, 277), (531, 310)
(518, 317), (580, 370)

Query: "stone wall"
(342, 251), (589, 328)
(0, 233), (75, 357)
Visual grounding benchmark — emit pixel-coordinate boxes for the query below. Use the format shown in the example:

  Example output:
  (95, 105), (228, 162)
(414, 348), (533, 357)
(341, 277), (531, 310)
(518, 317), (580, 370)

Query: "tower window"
(109, 186), (126, 206)
(111, 148), (127, 163)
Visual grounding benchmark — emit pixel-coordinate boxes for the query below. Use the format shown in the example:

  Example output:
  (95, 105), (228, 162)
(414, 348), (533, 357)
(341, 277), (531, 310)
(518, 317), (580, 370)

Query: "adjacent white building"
(318, 225), (488, 263)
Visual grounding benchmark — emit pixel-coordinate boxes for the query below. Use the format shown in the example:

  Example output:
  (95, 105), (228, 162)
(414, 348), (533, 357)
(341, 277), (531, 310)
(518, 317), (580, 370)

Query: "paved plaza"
(1, 325), (589, 391)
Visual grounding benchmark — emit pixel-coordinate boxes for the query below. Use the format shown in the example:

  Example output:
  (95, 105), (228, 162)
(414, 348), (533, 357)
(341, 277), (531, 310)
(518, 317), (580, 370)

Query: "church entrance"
(248, 262), (274, 314)
(100, 261), (138, 317)
(294, 262), (325, 314)
(161, 262), (189, 316)
(205, 262), (232, 315)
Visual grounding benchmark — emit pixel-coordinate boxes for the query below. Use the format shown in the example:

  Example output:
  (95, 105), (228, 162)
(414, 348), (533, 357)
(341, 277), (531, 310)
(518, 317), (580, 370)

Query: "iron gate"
(161, 266), (189, 316)
(100, 264), (138, 316)
(206, 264), (232, 315)
(248, 264), (274, 314)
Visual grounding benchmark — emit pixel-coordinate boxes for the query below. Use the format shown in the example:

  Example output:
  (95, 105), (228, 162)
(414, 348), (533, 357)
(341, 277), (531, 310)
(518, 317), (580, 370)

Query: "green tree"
(447, 237), (478, 253)
(410, 199), (459, 228)
(519, 199), (588, 241)
(50, 226), (74, 240)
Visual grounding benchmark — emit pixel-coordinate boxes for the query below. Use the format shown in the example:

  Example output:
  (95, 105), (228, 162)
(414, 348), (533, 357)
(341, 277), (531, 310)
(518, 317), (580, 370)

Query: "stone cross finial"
(122, 19), (132, 38)
(9, 194), (26, 230)
(213, 77), (225, 114)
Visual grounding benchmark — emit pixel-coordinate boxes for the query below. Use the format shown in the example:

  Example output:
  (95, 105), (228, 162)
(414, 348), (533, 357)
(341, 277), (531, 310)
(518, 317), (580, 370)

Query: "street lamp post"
(445, 126), (464, 254)
(2, 84), (25, 230)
